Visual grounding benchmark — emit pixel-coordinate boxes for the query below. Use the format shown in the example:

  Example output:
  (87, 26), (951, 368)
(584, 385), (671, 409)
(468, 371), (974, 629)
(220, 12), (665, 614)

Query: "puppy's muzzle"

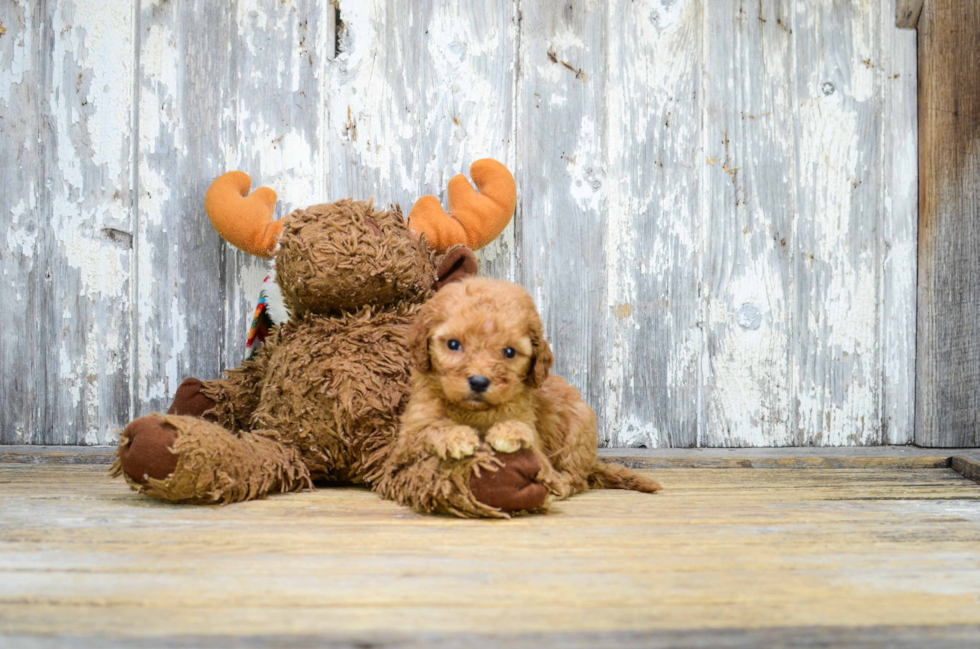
(468, 375), (491, 394)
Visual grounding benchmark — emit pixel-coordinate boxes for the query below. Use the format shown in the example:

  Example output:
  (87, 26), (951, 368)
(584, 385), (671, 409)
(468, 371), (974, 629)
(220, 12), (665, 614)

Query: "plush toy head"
(203, 159), (515, 315)
(275, 200), (433, 315)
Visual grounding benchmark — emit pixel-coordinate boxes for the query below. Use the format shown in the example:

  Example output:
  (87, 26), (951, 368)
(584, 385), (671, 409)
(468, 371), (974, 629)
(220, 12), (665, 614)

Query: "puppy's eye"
(503, 347), (516, 359)
(447, 339), (462, 351)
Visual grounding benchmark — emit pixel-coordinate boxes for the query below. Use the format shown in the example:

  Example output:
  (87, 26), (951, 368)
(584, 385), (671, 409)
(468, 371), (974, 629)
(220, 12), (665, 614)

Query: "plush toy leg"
(468, 448), (549, 512)
(375, 444), (548, 518)
(111, 414), (311, 504)
(166, 377), (217, 420)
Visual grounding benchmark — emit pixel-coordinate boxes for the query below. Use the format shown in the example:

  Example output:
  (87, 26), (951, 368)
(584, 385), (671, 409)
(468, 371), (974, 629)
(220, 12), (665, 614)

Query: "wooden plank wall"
(1, 0), (918, 447)
(914, 0), (980, 447)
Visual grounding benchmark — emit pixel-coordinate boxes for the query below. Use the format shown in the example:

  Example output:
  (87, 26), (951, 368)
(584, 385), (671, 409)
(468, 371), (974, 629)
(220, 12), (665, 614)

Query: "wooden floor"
(2, 449), (980, 648)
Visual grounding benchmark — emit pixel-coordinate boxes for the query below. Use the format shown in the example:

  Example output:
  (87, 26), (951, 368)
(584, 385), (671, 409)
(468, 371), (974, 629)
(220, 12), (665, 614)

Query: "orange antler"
(204, 171), (284, 258)
(408, 159), (517, 253)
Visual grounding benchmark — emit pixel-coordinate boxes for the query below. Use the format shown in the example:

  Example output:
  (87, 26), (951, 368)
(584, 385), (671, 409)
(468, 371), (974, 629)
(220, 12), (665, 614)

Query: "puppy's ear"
(434, 245), (478, 291)
(408, 301), (437, 372)
(526, 318), (554, 388)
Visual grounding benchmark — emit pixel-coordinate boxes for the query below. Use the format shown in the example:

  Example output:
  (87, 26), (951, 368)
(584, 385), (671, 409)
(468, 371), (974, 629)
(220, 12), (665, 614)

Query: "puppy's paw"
(486, 421), (535, 454)
(429, 426), (481, 460)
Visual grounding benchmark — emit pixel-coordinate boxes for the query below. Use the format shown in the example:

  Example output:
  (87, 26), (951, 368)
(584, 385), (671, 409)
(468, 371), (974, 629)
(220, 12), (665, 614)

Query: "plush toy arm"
(200, 344), (271, 431)
(408, 159), (517, 253)
(368, 393), (548, 518)
(205, 171), (286, 258)
(371, 440), (510, 519)
(371, 442), (548, 519)
(112, 414), (310, 504)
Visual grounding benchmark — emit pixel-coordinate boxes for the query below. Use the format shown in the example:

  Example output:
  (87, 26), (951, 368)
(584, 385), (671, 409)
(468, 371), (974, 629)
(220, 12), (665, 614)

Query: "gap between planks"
(1, 446), (979, 484)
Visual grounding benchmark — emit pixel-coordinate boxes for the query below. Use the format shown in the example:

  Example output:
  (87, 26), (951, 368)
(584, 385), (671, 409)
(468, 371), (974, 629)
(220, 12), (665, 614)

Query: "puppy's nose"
(468, 375), (491, 394)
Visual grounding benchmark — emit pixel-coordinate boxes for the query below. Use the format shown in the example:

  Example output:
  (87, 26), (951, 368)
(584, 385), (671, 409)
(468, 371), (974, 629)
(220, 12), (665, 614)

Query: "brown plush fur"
(114, 197), (547, 513)
(121, 414), (312, 504)
(113, 200), (467, 503)
(380, 278), (662, 513)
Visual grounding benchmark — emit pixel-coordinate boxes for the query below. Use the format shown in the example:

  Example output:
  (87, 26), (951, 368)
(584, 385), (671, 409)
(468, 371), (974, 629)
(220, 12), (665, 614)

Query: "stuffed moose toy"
(113, 159), (549, 517)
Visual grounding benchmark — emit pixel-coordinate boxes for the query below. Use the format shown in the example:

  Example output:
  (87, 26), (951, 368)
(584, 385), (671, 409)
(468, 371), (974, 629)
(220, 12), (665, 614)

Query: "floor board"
(2, 462), (980, 647)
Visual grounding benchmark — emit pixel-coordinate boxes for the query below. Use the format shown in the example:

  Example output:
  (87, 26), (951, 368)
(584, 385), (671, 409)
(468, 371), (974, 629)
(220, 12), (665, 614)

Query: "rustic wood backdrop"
(1, 0), (917, 447)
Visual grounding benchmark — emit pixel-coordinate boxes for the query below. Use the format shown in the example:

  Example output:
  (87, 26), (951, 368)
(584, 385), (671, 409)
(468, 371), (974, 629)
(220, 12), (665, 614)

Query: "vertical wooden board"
(221, 1), (332, 367)
(792, 0), (881, 446)
(0, 1), (41, 444)
(325, 0), (422, 209)
(878, 0), (917, 445)
(895, 0), (924, 29)
(517, 2), (608, 440)
(602, 0), (701, 448)
(419, 0), (518, 282)
(701, 0), (796, 447)
(915, 0), (980, 447)
(136, 1), (231, 414)
(36, 0), (136, 444)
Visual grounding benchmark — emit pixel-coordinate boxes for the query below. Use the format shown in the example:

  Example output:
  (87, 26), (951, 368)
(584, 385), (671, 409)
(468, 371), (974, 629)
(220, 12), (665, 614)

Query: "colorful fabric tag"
(245, 275), (285, 360)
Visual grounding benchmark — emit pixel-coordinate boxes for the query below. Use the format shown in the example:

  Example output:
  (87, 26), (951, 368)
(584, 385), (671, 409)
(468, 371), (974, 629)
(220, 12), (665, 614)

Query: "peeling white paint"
(567, 116), (604, 213)
(617, 417), (662, 449)
(5, 0), (918, 448)
(419, 1), (517, 282)
(137, 20), (178, 404)
(31, 0), (137, 444)
(7, 198), (37, 258)
(329, 0), (420, 197)
(0, 0), (33, 105)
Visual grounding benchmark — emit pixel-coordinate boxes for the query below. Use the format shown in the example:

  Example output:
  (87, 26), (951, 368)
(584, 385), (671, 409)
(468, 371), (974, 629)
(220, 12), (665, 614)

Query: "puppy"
(397, 277), (662, 507)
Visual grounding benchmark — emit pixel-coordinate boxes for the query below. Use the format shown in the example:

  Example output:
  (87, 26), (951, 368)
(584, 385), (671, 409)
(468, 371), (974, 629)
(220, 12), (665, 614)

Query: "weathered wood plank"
(2, 464), (980, 639)
(702, 0), (795, 446)
(4, 626), (980, 649)
(221, 1), (333, 367)
(37, 0), (136, 444)
(915, 0), (980, 448)
(601, 0), (701, 448)
(896, 0), (925, 30)
(3, 0), (926, 448)
(792, 0), (881, 445)
(325, 0), (422, 209)
(5, 443), (979, 467)
(0, 442), (969, 467)
(0, 446), (115, 465)
(600, 444), (980, 462)
(419, 0), (518, 282)
(517, 1), (609, 442)
(951, 456), (980, 485)
(135, 1), (232, 413)
(0, 1), (41, 444)
(607, 454), (950, 470)
(879, 0), (918, 444)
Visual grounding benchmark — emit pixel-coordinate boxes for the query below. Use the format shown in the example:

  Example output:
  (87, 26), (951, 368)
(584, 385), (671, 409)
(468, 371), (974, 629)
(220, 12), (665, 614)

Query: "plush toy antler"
(204, 171), (284, 258)
(205, 159), (516, 256)
(408, 159), (517, 253)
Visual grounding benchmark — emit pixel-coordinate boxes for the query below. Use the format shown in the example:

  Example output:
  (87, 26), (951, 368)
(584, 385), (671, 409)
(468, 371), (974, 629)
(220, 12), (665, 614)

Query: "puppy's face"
(410, 278), (553, 411)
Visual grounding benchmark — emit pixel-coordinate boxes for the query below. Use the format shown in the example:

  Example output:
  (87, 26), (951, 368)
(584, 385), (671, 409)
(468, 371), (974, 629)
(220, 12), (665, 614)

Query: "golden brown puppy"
(397, 277), (662, 508)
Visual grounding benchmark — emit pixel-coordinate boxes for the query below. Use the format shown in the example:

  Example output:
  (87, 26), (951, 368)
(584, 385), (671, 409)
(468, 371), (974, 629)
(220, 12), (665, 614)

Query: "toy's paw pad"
(117, 416), (179, 484)
(470, 448), (548, 513)
(166, 377), (217, 420)
(485, 420), (534, 454)
(430, 426), (481, 460)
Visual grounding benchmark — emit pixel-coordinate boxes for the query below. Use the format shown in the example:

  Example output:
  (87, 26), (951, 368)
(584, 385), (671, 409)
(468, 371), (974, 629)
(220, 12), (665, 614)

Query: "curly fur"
(276, 200), (433, 315)
(110, 414), (311, 504)
(115, 201), (454, 504)
(383, 277), (662, 507)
